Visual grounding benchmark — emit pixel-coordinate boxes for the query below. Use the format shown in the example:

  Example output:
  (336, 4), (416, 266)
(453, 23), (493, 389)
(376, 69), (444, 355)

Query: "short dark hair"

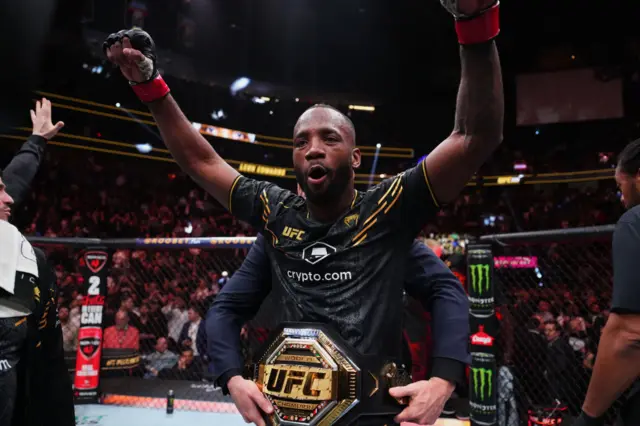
(304, 103), (356, 144)
(618, 138), (640, 176)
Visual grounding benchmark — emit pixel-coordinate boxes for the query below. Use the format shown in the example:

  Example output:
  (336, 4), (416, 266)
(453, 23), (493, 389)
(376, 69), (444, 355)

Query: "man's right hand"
(31, 98), (64, 140)
(104, 29), (170, 103)
(227, 376), (274, 426)
(104, 29), (156, 83)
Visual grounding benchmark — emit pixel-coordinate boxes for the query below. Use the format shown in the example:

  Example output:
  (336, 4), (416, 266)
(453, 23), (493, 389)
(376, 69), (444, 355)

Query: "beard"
(295, 160), (352, 205)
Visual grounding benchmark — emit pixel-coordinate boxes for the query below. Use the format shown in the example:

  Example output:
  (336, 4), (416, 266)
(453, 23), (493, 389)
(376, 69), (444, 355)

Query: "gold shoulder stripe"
(353, 233), (367, 247)
(378, 177), (401, 205)
(352, 218), (377, 243)
(384, 186), (403, 214)
(228, 175), (242, 213)
(364, 202), (387, 227)
(421, 159), (439, 208)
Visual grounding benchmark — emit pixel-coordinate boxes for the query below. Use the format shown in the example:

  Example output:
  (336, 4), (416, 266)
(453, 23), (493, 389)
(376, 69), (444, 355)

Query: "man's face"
(544, 323), (558, 341)
(0, 177), (14, 221)
(615, 167), (640, 209)
(115, 311), (129, 329)
(181, 350), (194, 365)
(188, 308), (198, 322)
(292, 107), (360, 204)
(123, 297), (134, 311)
(156, 337), (168, 353)
(59, 307), (69, 321)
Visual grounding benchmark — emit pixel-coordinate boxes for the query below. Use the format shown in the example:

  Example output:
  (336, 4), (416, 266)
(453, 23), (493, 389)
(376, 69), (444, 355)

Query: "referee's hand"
(227, 376), (274, 426)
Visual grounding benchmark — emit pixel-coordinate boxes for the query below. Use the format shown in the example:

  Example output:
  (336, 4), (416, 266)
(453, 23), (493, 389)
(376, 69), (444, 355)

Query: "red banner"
(74, 249), (110, 403)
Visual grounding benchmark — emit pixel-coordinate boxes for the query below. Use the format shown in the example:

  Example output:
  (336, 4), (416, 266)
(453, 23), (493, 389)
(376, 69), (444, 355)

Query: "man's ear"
(352, 148), (361, 169)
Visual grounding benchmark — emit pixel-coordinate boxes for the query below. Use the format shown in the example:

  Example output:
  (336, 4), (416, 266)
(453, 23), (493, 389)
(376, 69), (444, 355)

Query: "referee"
(575, 138), (640, 426)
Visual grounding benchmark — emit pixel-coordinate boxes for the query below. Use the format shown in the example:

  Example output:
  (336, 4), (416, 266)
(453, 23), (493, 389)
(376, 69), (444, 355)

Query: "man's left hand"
(389, 377), (455, 425)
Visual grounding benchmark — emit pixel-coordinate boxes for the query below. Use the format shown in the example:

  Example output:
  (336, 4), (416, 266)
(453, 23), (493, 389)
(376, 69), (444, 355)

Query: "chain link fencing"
(480, 226), (622, 426)
(32, 238), (256, 412)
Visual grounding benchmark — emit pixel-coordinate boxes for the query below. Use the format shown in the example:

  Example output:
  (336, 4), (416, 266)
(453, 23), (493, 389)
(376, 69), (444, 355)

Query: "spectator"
(158, 348), (201, 381)
(59, 305), (79, 352)
(144, 337), (178, 379)
(162, 296), (189, 344)
(543, 320), (579, 410)
(103, 311), (140, 350)
(178, 307), (203, 357)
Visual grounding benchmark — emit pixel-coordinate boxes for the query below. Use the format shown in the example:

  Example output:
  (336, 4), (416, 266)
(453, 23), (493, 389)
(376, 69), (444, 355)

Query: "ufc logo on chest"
(282, 226), (305, 241)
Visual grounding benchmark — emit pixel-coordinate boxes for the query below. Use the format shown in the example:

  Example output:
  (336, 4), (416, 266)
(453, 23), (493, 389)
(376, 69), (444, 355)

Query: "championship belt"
(246, 323), (411, 426)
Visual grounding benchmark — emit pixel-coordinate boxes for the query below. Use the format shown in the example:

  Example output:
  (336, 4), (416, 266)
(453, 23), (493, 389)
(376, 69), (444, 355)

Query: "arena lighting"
(211, 109), (226, 120)
(134, 143), (152, 154)
(115, 102), (121, 108)
(230, 77), (251, 95)
(252, 96), (270, 104)
(513, 162), (527, 171)
(348, 105), (375, 112)
(192, 122), (256, 143)
(184, 222), (193, 235)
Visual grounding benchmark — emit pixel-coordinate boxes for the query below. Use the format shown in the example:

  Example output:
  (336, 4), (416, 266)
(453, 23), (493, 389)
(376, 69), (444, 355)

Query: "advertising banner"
(467, 244), (497, 426)
(74, 248), (110, 404)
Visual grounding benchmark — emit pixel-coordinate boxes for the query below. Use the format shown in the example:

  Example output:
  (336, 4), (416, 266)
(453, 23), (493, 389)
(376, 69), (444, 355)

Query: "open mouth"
(307, 165), (328, 185)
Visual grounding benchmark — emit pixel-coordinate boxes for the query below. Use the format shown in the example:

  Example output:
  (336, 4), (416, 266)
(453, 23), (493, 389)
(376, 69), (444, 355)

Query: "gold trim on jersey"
(351, 176), (404, 246)
(259, 189), (279, 246)
(228, 175), (242, 213)
(421, 159), (439, 208)
(378, 177), (401, 205)
(384, 186), (403, 214)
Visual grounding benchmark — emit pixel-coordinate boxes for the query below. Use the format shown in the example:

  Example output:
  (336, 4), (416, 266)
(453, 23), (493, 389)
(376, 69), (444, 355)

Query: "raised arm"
(104, 30), (239, 208)
(3, 98), (64, 207)
(426, 1), (504, 204)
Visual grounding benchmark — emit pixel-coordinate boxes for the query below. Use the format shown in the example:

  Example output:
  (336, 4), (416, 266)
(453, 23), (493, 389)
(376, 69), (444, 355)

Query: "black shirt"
(611, 204), (640, 314)
(1, 135), (74, 426)
(228, 160), (439, 358)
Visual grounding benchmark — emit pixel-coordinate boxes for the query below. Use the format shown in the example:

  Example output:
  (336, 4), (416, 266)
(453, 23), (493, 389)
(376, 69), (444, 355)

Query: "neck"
(308, 187), (355, 223)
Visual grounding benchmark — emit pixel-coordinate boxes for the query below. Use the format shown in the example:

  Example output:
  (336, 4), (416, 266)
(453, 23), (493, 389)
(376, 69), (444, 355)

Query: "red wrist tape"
(455, 3), (500, 45)
(131, 74), (170, 103)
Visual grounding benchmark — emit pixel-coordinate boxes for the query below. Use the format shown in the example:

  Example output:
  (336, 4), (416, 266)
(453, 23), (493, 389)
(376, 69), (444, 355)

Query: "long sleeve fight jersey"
(209, 161), (470, 389)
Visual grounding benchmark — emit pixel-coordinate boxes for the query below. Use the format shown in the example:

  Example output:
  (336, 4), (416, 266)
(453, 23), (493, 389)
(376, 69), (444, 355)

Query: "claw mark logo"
(471, 367), (493, 401)
(84, 251), (108, 274)
(469, 264), (490, 295)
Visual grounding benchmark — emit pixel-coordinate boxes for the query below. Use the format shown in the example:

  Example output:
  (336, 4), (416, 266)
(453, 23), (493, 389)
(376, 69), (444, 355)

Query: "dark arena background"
(1, 0), (639, 425)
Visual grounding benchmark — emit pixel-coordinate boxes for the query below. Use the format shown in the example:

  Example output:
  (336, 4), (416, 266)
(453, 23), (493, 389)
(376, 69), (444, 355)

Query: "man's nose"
(305, 139), (326, 161)
(1, 193), (13, 206)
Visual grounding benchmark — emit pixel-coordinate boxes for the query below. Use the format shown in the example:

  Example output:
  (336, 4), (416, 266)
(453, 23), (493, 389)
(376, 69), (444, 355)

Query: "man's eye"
(294, 140), (307, 147)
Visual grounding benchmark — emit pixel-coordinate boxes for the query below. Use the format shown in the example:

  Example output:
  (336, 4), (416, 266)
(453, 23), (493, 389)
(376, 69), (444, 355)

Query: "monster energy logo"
(471, 367), (493, 401)
(470, 264), (490, 295)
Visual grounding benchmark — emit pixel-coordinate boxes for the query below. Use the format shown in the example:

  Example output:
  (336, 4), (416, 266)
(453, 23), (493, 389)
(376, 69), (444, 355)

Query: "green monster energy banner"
(467, 246), (494, 318)
(470, 353), (497, 426)
(466, 244), (497, 426)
